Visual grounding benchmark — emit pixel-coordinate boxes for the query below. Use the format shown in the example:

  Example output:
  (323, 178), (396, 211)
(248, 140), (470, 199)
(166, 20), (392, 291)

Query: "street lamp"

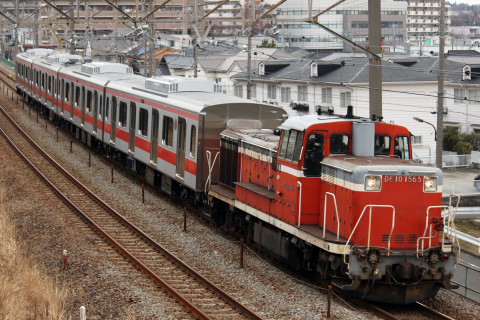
(413, 117), (437, 141)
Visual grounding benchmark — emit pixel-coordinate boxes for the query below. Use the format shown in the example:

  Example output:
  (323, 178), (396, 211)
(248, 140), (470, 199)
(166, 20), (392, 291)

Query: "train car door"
(111, 96), (117, 142)
(176, 117), (186, 179)
(150, 109), (159, 164)
(129, 102), (136, 152)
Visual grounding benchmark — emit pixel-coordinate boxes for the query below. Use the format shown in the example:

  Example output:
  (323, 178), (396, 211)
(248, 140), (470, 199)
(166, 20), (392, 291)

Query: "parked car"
(475, 174), (480, 192)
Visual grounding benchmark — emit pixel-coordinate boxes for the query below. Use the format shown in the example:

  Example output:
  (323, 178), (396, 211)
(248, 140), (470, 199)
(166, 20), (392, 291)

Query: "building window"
(268, 84), (277, 100)
(469, 89), (480, 104)
(454, 88), (466, 104)
(298, 85), (308, 101)
(139, 108), (148, 136)
(119, 101), (127, 127)
(162, 116), (174, 147)
(411, 135), (423, 145)
(340, 92), (351, 109)
(281, 87), (291, 103)
(235, 84), (243, 98)
(322, 87), (332, 104)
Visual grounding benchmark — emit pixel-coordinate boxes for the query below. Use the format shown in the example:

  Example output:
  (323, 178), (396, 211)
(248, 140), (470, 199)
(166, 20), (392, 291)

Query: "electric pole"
(368, 0), (382, 119)
(69, 0), (75, 54)
(436, 0), (446, 169)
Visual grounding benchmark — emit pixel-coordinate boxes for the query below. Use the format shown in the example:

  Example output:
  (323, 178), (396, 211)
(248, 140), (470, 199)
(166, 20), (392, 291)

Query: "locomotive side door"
(176, 117), (186, 179)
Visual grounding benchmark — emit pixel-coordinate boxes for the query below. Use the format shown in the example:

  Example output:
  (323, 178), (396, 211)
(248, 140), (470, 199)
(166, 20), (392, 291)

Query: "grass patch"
(0, 189), (68, 319)
(452, 220), (480, 255)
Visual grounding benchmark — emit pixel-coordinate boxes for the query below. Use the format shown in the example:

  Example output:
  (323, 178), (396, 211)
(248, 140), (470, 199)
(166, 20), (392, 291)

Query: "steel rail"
(0, 105), (263, 320)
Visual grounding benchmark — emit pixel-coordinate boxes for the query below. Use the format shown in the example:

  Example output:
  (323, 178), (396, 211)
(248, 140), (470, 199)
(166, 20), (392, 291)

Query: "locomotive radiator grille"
(322, 166), (336, 185)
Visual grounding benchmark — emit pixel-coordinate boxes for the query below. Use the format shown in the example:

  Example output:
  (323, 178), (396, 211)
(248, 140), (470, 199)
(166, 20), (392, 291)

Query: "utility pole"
(368, 0), (382, 119)
(436, 0), (446, 169)
(246, 0), (254, 100)
(193, 36), (198, 78)
(34, 2), (39, 48)
(69, 0), (75, 54)
(148, 0), (155, 77)
(14, 0), (19, 58)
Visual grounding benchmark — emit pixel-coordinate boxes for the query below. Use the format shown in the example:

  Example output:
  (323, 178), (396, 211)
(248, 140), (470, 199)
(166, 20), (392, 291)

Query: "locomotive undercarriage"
(211, 201), (458, 304)
(334, 246), (458, 304)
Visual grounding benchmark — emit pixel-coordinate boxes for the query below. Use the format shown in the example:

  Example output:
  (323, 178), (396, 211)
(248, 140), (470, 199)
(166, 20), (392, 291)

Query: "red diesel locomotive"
(209, 108), (459, 304)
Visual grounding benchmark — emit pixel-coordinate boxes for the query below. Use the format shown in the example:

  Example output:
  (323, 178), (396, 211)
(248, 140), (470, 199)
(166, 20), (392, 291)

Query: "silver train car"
(16, 49), (287, 200)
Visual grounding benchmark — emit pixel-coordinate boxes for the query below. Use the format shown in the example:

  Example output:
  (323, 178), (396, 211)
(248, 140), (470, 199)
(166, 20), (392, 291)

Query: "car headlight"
(365, 175), (381, 191)
(424, 176), (437, 192)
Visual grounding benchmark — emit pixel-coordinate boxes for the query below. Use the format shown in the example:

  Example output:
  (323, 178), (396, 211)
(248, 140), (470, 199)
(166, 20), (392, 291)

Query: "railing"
(452, 261), (480, 302)
(323, 192), (340, 241)
(443, 154), (471, 168)
(417, 197), (459, 260)
(343, 205), (396, 265)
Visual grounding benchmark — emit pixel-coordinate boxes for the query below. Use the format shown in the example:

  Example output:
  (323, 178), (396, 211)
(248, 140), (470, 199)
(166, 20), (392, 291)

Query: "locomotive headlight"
(364, 175), (381, 191)
(424, 176), (438, 192)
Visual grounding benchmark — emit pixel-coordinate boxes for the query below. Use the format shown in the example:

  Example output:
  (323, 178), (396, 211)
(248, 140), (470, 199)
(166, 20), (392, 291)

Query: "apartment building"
(407, 1), (451, 43)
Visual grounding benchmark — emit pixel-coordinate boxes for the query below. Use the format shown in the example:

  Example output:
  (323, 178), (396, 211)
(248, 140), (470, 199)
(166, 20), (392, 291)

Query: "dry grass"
(0, 189), (68, 319)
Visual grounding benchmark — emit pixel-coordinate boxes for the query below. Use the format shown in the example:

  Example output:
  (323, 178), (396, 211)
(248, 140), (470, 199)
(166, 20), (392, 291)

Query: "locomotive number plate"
(384, 176), (422, 183)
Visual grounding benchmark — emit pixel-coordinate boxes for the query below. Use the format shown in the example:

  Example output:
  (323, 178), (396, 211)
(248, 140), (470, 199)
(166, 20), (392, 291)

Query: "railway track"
(354, 299), (457, 320)
(0, 104), (262, 320)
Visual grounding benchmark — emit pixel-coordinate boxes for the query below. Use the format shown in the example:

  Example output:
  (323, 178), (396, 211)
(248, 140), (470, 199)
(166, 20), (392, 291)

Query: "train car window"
(304, 133), (325, 177)
(190, 125), (197, 158)
(330, 134), (349, 154)
(75, 86), (80, 106)
(139, 108), (148, 136)
(105, 97), (110, 121)
(99, 95), (103, 119)
(162, 116), (174, 147)
(119, 101), (127, 127)
(35, 71), (39, 86)
(86, 90), (92, 112)
(394, 136), (410, 159)
(65, 83), (70, 102)
(375, 135), (391, 155)
(41, 73), (45, 90)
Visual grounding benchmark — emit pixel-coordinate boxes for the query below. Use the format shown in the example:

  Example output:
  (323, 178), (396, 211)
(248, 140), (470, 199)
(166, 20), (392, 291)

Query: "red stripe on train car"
(135, 136), (151, 153)
(116, 128), (129, 142)
(185, 158), (197, 176)
(73, 107), (81, 119)
(104, 122), (111, 134)
(84, 113), (94, 125)
(158, 147), (176, 166)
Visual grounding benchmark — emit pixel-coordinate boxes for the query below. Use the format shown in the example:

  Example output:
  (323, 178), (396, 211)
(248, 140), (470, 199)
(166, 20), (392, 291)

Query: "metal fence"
(443, 179), (480, 196)
(443, 154), (472, 168)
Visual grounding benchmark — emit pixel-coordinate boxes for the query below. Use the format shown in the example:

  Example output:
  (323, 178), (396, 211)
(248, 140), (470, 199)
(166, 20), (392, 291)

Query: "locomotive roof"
(278, 114), (355, 131)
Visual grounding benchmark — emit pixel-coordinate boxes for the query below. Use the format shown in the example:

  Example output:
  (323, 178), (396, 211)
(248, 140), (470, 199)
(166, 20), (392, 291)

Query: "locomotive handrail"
(204, 150), (219, 194)
(417, 199), (460, 262)
(297, 181), (302, 226)
(323, 192), (340, 241)
(343, 205), (396, 266)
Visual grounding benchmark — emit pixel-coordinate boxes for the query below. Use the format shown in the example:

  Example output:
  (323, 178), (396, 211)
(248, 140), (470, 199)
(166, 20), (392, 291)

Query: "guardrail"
(446, 227), (480, 253)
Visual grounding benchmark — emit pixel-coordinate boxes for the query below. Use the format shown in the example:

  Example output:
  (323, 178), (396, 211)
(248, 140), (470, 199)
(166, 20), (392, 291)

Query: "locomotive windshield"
(394, 135), (410, 159)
